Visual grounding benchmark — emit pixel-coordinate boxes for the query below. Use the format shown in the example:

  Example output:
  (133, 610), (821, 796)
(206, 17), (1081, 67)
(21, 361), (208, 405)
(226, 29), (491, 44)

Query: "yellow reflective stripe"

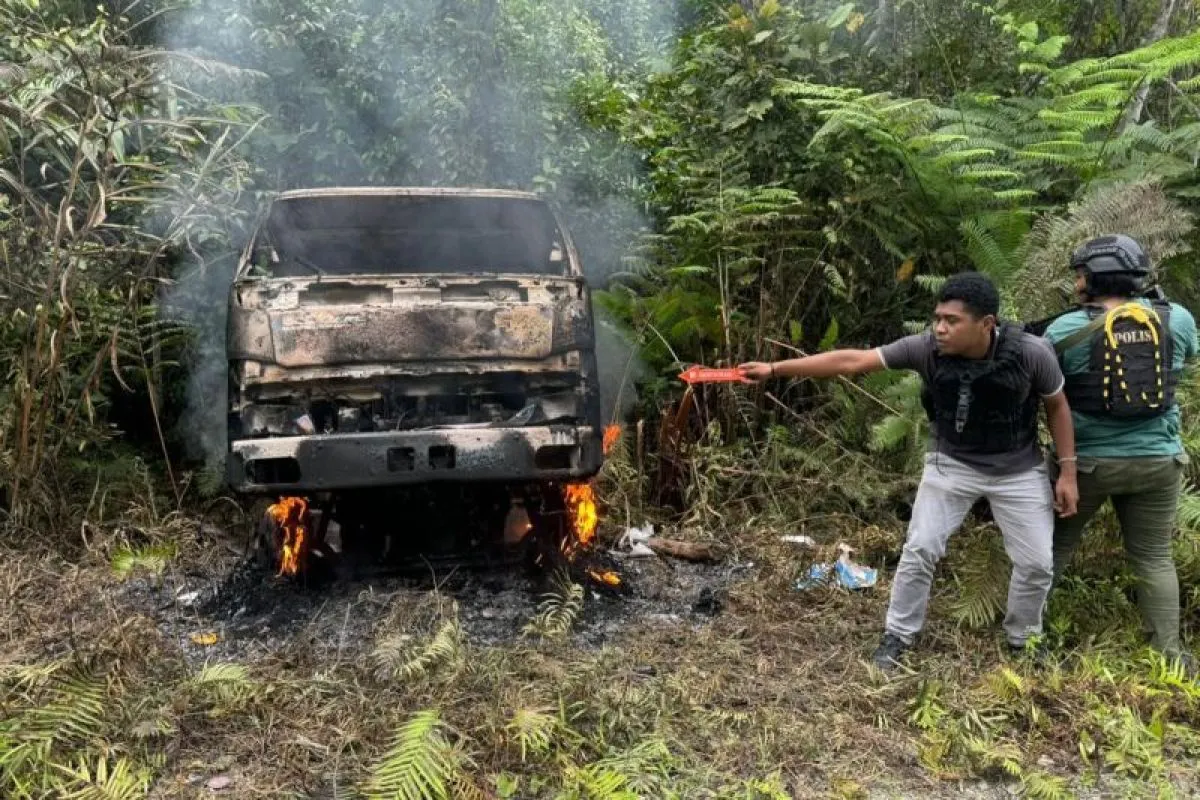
(1102, 302), (1162, 349)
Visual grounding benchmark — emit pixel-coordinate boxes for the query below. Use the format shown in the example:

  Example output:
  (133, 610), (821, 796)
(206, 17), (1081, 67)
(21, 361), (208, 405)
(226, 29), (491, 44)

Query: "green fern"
(869, 410), (914, 454)
(185, 662), (257, 709)
(1092, 704), (1168, 779)
(1177, 488), (1200, 532)
(907, 680), (947, 731)
(110, 543), (177, 580)
(52, 755), (152, 800)
(560, 737), (674, 800)
(361, 709), (465, 800)
(1020, 769), (1071, 800)
(982, 666), (1029, 705)
(505, 707), (561, 762)
(950, 532), (1011, 629)
(522, 572), (584, 640)
(15, 668), (106, 748)
(0, 664), (109, 797)
(371, 618), (463, 683)
(1013, 180), (1193, 320)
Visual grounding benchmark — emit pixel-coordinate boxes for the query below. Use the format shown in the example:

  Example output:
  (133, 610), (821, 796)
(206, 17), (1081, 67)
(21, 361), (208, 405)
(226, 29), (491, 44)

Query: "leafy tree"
(0, 0), (256, 526)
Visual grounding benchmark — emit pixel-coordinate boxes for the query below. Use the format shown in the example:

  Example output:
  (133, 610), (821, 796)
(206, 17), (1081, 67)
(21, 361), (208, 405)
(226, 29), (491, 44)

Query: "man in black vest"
(740, 272), (1079, 670)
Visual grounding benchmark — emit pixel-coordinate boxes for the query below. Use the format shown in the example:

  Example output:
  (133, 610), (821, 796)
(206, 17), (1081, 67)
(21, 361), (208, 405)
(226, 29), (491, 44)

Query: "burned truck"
(225, 188), (604, 573)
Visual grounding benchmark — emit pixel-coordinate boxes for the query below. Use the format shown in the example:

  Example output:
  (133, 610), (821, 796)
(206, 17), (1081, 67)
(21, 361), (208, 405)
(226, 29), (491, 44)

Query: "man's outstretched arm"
(740, 349), (885, 382)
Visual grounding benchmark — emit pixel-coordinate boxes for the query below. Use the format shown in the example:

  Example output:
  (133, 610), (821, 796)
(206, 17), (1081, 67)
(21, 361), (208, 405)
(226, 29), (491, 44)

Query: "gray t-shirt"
(876, 329), (1065, 475)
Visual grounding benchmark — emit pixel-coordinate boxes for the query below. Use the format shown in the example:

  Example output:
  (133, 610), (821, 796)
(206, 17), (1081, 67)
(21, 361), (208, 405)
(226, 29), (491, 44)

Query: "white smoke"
(159, 1), (673, 473)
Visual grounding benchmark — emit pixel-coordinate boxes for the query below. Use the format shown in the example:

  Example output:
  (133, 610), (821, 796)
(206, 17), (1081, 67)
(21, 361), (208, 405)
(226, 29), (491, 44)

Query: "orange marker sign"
(678, 365), (751, 384)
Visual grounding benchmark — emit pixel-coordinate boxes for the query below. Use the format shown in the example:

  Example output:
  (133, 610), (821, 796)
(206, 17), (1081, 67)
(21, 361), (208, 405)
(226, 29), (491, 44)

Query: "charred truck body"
(225, 189), (603, 563)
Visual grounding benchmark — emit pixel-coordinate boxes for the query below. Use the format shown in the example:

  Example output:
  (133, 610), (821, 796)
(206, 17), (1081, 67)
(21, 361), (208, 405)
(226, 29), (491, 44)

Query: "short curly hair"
(937, 271), (999, 319)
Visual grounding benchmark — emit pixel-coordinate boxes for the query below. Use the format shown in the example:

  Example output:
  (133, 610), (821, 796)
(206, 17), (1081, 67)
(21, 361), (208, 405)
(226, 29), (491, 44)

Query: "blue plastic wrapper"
(795, 553), (877, 591)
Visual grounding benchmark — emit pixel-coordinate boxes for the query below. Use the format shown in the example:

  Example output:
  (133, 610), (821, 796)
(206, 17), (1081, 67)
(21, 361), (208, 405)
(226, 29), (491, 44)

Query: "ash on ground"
(115, 532), (753, 665)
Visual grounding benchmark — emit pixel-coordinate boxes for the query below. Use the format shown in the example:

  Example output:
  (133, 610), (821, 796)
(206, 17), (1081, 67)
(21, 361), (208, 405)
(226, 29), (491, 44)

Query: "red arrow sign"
(678, 365), (751, 384)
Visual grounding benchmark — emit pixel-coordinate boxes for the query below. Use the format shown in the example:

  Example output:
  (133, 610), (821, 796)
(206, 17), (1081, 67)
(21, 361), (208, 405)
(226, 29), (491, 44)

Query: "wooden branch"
(1119, 0), (1181, 132)
(646, 537), (718, 563)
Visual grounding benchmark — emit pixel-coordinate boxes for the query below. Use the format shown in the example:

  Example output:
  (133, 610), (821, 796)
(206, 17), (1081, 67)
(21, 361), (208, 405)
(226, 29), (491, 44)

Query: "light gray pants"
(885, 454), (1054, 647)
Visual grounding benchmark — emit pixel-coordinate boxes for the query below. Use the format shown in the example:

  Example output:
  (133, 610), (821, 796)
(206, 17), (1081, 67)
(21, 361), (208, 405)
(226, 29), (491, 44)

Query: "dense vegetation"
(4, 0), (1200, 797)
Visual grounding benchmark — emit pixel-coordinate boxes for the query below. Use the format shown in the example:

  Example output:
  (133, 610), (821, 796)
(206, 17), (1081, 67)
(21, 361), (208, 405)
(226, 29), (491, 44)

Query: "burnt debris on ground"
(112, 530), (752, 665)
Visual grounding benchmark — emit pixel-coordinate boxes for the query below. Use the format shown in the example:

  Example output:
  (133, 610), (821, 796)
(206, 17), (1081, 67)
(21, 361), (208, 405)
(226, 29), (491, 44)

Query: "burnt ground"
(113, 527), (751, 665)
(6, 514), (1199, 799)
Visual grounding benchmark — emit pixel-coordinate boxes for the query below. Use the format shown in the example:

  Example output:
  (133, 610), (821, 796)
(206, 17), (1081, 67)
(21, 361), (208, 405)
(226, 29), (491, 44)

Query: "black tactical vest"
(1063, 301), (1178, 419)
(920, 324), (1038, 455)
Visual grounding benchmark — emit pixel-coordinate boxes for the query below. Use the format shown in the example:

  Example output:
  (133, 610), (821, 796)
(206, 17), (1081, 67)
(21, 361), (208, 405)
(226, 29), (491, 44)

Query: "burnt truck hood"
(228, 275), (592, 368)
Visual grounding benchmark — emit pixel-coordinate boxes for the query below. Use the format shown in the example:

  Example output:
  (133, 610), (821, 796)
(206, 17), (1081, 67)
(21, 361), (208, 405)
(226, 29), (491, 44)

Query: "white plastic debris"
(795, 543), (878, 590)
(620, 524), (654, 546)
(206, 775), (233, 791)
(780, 535), (816, 546)
(615, 523), (656, 557)
(294, 413), (316, 434)
(176, 589), (201, 607)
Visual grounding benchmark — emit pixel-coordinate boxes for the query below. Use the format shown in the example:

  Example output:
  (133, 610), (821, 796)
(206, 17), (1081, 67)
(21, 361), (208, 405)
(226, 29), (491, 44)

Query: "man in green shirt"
(1043, 234), (1198, 666)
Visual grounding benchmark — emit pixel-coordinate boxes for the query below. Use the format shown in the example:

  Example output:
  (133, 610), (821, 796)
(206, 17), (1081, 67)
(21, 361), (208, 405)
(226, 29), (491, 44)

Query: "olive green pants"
(1052, 455), (1187, 654)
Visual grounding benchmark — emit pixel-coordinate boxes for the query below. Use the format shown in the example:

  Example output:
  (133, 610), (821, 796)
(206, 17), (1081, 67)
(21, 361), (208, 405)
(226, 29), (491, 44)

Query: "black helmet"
(1069, 234), (1151, 277)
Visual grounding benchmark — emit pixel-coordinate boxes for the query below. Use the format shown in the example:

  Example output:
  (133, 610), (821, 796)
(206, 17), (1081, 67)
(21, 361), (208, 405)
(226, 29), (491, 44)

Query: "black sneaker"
(872, 633), (911, 672)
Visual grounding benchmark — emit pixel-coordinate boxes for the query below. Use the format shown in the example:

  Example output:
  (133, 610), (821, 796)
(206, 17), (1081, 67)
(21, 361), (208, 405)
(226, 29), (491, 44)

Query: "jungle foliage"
(4, 1), (1200, 795)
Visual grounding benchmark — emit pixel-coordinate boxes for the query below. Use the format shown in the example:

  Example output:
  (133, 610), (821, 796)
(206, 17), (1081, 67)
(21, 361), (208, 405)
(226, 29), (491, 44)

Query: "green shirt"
(1044, 299), (1198, 457)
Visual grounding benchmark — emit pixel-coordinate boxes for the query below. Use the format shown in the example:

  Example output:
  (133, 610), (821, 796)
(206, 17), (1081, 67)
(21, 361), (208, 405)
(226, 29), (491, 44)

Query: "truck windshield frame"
(259, 193), (569, 278)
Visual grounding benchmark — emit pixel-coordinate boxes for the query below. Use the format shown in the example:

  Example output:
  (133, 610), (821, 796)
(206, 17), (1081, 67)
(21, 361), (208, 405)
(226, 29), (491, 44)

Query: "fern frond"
(907, 680), (947, 731)
(0, 664), (110, 796)
(950, 532), (1010, 629)
(110, 543), (176, 579)
(570, 737), (674, 799)
(522, 572), (584, 640)
(21, 668), (107, 747)
(186, 663), (256, 707)
(52, 754), (152, 800)
(371, 618), (463, 683)
(506, 707), (560, 762)
(1176, 488), (1200, 532)
(961, 217), (1019, 280)
(1021, 770), (1072, 800)
(361, 709), (461, 800)
(982, 666), (1028, 704)
(1013, 180), (1193, 320)
(869, 413), (914, 454)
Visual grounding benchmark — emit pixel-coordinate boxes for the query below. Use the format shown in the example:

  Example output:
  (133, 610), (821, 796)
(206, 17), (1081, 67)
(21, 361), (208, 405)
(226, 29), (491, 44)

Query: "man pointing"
(740, 272), (1079, 669)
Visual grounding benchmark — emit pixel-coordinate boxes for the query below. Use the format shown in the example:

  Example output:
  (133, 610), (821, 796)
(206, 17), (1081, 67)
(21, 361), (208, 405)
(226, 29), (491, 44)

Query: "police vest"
(1062, 301), (1178, 419)
(920, 324), (1038, 455)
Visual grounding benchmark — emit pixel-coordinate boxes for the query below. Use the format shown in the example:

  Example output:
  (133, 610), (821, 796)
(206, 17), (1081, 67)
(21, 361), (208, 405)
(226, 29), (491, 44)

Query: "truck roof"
(274, 187), (544, 202)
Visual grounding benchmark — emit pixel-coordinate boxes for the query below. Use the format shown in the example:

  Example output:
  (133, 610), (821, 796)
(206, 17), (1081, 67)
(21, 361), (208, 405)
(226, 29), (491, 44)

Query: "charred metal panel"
(227, 276), (591, 368)
(270, 304), (556, 366)
(233, 355), (584, 389)
(227, 306), (272, 361)
(227, 426), (602, 493)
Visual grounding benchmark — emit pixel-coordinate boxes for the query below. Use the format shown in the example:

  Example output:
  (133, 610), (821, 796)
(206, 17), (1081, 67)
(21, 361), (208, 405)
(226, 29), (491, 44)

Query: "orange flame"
(268, 496), (309, 576)
(602, 424), (621, 456)
(588, 568), (622, 586)
(560, 482), (620, 587)
(563, 483), (598, 547)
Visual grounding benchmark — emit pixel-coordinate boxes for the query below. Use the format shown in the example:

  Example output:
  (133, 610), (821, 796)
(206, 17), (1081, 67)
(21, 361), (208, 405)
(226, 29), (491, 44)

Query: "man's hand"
(739, 350), (881, 382)
(738, 362), (774, 383)
(1054, 472), (1079, 517)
